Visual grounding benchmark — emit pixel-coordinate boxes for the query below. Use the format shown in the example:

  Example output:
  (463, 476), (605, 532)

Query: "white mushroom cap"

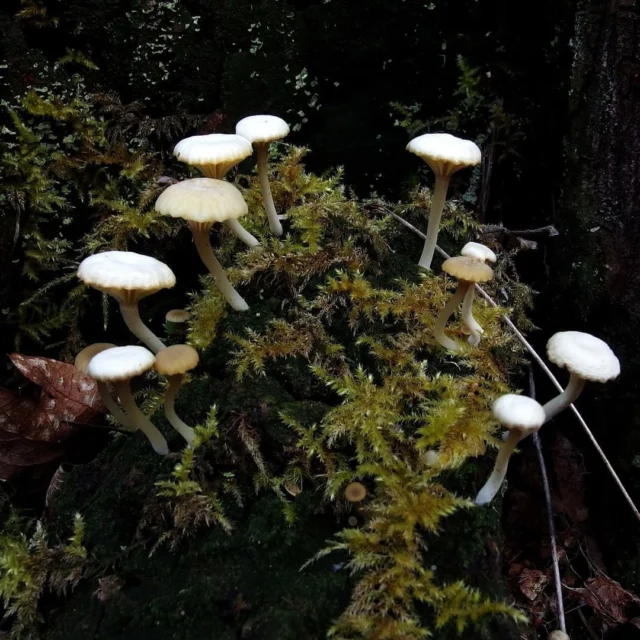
(461, 242), (497, 264)
(174, 134), (252, 174)
(236, 115), (290, 144)
(492, 394), (545, 432)
(155, 178), (248, 225)
(78, 251), (176, 303)
(547, 331), (620, 383)
(406, 133), (481, 177)
(87, 345), (156, 382)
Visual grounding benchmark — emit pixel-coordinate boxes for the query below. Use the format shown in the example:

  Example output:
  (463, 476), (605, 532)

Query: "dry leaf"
(573, 574), (640, 624)
(3, 354), (104, 442)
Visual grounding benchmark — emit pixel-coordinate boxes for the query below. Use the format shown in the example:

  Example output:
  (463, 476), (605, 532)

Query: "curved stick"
(114, 381), (168, 455)
(190, 225), (249, 311)
(164, 375), (196, 445)
(433, 282), (470, 352)
(224, 219), (260, 248)
(418, 174), (450, 269)
(119, 303), (166, 354)
(256, 143), (283, 236)
(475, 429), (522, 505)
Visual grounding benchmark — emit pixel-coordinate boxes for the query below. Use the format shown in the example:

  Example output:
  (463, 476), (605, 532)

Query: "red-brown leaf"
(572, 574), (640, 624)
(4, 354), (104, 442)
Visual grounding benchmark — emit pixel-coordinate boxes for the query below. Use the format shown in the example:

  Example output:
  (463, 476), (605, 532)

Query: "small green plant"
(0, 513), (87, 639)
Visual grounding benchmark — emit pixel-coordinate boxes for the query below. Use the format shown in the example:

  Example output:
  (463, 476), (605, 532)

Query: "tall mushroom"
(173, 133), (259, 248)
(154, 344), (199, 445)
(406, 133), (481, 269)
(542, 331), (620, 422)
(78, 251), (176, 353)
(475, 394), (546, 506)
(235, 115), (289, 236)
(87, 346), (169, 455)
(434, 256), (493, 352)
(459, 242), (497, 345)
(155, 178), (249, 311)
(75, 343), (134, 431)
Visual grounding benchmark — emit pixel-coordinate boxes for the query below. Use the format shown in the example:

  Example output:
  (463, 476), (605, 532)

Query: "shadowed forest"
(1, 1), (640, 639)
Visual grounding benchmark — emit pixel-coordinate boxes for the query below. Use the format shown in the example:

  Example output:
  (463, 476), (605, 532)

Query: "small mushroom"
(155, 178), (249, 311)
(174, 133), (259, 248)
(475, 394), (546, 506)
(75, 343), (134, 431)
(542, 331), (620, 422)
(434, 256), (493, 352)
(154, 344), (199, 445)
(77, 251), (176, 353)
(344, 482), (367, 503)
(236, 115), (290, 236)
(406, 133), (481, 270)
(87, 346), (168, 455)
(165, 309), (190, 336)
(459, 242), (497, 346)
(460, 241), (496, 264)
(548, 632), (570, 640)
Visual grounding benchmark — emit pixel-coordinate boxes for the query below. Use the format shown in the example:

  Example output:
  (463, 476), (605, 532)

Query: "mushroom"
(154, 344), (199, 445)
(460, 241), (496, 264)
(235, 115), (290, 236)
(344, 482), (367, 503)
(173, 133), (259, 248)
(542, 331), (620, 422)
(406, 133), (481, 269)
(77, 251), (176, 353)
(155, 178), (249, 311)
(75, 343), (134, 431)
(165, 309), (190, 335)
(434, 256), (493, 352)
(87, 346), (169, 455)
(459, 242), (497, 346)
(475, 394), (546, 506)
(548, 633), (570, 640)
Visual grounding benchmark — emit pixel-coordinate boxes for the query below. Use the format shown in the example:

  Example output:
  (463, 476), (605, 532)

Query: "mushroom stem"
(255, 143), (283, 236)
(97, 382), (135, 431)
(119, 303), (166, 354)
(475, 428), (523, 505)
(164, 375), (196, 445)
(190, 225), (249, 312)
(541, 374), (586, 423)
(418, 174), (450, 270)
(113, 381), (169, 455)
(461, 284), (483, 346)
(224, 219), (260, 248)
(434, 281), (470, 352)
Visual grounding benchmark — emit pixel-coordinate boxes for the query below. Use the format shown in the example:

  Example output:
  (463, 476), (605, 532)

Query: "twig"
(482, 224), (560, 239)
(529, 367), (566, 633)
(386, 209), (640, 523)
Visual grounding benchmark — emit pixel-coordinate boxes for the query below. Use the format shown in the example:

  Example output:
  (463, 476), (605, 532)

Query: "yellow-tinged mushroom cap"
(406, 133), (481, 177)
(155, 178), (248, 225)
(344, 482), (367, 503)
(442, 256), (493, 283)
(165, 309), (190, 323)
(77, 251), (176, 304)
(174, 134), (253, 178)
(75, 343), (116, 375)
(154, 344), (199, 376)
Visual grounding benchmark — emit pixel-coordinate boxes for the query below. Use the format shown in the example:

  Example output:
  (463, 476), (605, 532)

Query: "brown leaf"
(573, 574), (640, 624)
(517, 568), (550, 602)
(0, 439), (67, 467)
(3, 354), (104, 442)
